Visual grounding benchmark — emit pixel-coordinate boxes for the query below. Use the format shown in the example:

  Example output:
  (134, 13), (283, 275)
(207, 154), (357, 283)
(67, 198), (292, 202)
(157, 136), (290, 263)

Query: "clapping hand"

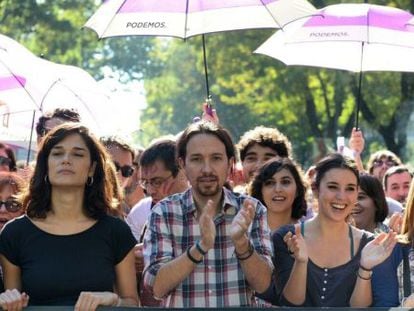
(0, 289), (29, 311)
(283, 225), (308, 263)
(360, 230), (397, 270)
(230, 199), (255, 243)
(199, 200), (216, 251)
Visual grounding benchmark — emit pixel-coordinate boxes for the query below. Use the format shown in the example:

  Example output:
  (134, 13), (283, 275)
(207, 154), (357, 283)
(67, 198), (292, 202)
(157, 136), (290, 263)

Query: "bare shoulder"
(350, 225), (373, 241)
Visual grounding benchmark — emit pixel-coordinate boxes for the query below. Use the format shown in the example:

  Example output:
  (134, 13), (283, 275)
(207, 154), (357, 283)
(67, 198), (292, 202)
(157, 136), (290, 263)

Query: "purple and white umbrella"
(255, 3), (414, 128)
(84, 0), (316, 39)
(84, 0), (316, 101)
(0, 33), (115, 160)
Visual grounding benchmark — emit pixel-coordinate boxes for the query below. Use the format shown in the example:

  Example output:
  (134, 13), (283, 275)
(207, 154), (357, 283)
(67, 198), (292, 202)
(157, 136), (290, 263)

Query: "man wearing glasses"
(126, 137), (188, 306)
(100, 136), (136, 215)
(127, 137), (188, 241)
(366, 150), (402, 182)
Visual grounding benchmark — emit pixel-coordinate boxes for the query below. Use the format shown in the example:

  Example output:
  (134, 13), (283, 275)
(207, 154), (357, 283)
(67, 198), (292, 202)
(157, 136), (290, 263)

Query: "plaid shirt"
(143, 187), (273, 307)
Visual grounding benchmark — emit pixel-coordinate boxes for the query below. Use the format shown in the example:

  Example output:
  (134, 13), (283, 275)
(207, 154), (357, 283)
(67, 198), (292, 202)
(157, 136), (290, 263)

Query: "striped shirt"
(143, 187), (273, 307)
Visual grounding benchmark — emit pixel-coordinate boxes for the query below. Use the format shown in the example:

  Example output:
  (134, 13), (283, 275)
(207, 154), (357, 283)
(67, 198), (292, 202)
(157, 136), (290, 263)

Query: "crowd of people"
(0, 105), (412, 309)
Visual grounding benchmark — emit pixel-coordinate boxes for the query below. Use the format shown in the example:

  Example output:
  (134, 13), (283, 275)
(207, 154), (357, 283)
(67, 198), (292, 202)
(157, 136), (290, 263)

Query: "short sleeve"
(110, 217), (137, 264)
(273, 224), (299, 306)
(0, 218), (23, 266)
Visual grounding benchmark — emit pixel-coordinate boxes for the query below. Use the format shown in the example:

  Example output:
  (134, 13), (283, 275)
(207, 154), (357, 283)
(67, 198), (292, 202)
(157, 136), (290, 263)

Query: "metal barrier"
(23, 307), (407, 310)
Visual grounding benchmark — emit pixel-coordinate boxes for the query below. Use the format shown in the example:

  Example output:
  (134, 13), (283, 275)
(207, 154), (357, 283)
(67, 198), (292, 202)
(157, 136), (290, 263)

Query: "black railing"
(23, 307), (407, 310)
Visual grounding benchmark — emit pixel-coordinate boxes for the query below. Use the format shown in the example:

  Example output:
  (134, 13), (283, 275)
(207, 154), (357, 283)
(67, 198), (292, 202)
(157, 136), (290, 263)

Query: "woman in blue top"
(273, 153), (397, 307)
(0, 123), (139, 310)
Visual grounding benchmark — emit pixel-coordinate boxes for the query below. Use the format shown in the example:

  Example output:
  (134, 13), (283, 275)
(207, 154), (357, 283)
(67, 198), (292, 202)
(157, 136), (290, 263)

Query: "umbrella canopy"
(254, 3), (414, 127)
(84, 0), (316, 39)
(84, 0), (316, 102)
(0, 33), (113, 137)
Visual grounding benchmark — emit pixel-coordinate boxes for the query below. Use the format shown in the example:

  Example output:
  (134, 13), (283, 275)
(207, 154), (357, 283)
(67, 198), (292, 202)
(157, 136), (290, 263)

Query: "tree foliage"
(1, 0), (414, 166)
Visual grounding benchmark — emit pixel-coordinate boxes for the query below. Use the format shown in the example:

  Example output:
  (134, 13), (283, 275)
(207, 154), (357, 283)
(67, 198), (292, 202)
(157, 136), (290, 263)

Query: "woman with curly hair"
(248, 158), (307, 231)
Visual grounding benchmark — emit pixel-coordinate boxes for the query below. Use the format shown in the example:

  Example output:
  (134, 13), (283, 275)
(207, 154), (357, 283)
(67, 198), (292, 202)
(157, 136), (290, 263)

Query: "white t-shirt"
(126, 196), (153, 241)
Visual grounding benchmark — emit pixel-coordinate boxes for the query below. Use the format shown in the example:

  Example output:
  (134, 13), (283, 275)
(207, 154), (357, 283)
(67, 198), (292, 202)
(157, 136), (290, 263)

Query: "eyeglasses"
(0, 156), (11, 167)
(0, 199), (22, 213)
(373, 159), (397, 168)
(139, 174), (173, 189)
(114, 162), (135, 178)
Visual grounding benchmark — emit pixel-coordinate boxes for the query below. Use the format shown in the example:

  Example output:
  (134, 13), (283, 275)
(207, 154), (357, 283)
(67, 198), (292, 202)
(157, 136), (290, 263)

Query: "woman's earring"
(44, 175), (49, 184)
(86, 176), (94, 186)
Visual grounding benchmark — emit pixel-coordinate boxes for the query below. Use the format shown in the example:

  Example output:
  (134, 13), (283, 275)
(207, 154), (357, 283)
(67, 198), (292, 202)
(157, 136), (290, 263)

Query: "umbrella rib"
(0, 59), (41, 110)
(259, 0), (282, 29)
(99, 0), (129, 38)
(40, 78), (102, 130)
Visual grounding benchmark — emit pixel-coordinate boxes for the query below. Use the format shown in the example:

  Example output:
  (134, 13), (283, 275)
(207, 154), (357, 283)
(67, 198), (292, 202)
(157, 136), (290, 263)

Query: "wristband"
(357, 270), (372, 281)
(359, 263), (372, 272)
(235, 242), (254, 261)
(195, 240), (207, 256)
(187, 246), (203, 264)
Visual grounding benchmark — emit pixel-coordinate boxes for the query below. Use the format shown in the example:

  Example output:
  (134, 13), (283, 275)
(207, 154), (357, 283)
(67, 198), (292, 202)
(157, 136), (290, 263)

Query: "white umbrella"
(0, 33), (113, 137)
(255, 3), (414, 128)
(84, 0), (316, 39)
(84, 0), (316, 102)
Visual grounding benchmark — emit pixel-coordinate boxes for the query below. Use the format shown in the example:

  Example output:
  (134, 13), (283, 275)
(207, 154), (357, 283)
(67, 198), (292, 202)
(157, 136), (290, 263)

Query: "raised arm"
(230, 199), (273, 293)
(348, 128), (365, 173)
(350, 231), (397, 307)
(281, 225), (308, 305)
(145, 200), (217, 299)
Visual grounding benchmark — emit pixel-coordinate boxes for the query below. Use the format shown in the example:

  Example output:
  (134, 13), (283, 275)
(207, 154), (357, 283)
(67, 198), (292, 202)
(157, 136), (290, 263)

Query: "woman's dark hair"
(248, 158), (307, 220)
(177, 121), (235, 162)
(0, 143), (17, 171)
(22, 123), (119, 219)
(359, 173), (388, 223)
(314, 153), (359, 190)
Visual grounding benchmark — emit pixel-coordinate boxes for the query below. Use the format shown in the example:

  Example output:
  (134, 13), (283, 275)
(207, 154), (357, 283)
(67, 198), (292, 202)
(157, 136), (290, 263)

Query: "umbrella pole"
(26, 110), (36, 165)
(355, 40), (365, 130)
(202, 34), (212, 104)
(355, 71), (363, 130)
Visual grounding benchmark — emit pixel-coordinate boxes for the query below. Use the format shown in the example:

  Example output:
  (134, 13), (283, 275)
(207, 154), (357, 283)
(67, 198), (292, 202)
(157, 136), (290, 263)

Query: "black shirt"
(0, 215), (136, 305)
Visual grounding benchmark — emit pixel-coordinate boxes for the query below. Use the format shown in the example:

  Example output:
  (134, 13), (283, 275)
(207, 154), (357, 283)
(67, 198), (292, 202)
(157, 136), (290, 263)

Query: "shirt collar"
(183, 187), (239, 217)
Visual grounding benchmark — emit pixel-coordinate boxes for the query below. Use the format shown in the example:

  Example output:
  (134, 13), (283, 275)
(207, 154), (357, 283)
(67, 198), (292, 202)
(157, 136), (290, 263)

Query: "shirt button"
(321, 296), (325, 299)
(324, 273), (328, 277)
(324, 268), (328, 272)
(208, 266), (212, 270)
(324, 280), (327, 284)
(322, 288), (326, 291)
(209, 290), (213, 294)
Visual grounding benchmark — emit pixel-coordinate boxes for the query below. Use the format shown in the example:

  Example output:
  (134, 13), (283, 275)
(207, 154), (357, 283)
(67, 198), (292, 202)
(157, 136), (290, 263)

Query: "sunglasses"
(0, 199), (22, 213)
(373, 159), (397, 168)
(0, 156), (11, 167)
(114, 162), (134, 178)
